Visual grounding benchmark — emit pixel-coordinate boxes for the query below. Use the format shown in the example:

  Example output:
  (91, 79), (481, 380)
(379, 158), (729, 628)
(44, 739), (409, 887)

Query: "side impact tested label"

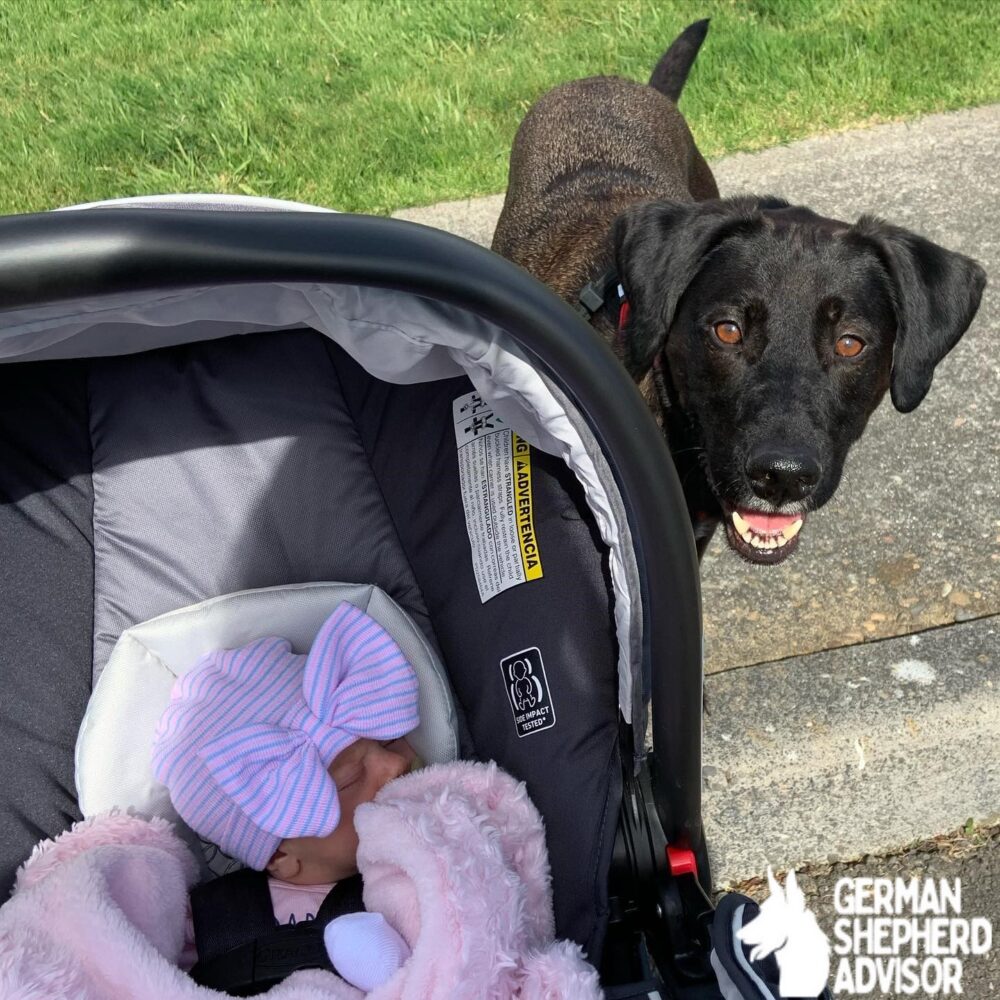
(500, 647), (556, 738)
(453, 390), (543, 603)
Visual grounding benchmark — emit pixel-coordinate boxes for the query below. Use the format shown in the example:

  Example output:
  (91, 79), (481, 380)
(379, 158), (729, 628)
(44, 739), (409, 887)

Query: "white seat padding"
(76, 582), (459, 853)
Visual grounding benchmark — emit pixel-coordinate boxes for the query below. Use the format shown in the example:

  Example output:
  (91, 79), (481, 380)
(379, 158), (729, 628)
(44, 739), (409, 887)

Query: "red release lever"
(666, 844), (698, 877)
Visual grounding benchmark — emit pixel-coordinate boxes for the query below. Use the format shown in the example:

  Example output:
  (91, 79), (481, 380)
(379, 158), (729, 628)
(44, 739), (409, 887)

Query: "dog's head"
(614, 196), (986, 564)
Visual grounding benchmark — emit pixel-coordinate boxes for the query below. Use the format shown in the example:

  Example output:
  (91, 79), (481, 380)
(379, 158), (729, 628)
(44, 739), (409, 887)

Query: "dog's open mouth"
(722, 506), (805, 565)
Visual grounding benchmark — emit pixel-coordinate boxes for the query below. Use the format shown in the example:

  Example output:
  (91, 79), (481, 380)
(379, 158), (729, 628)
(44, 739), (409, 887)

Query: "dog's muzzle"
(722, 502), (806, 565)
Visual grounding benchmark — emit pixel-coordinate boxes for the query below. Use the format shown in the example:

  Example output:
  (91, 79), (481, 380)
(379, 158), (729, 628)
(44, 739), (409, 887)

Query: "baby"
(151, 601), (420, 992)
(5, 599), (601, 998)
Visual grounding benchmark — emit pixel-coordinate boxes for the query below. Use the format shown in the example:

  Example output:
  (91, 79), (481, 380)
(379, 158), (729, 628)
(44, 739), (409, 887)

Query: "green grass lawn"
(0, 0), (997, 216)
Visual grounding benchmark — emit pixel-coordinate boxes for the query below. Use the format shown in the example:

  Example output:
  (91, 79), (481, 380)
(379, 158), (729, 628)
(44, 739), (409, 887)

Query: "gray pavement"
(702, 616), (998, 883)
(393, 106), (1000, 966)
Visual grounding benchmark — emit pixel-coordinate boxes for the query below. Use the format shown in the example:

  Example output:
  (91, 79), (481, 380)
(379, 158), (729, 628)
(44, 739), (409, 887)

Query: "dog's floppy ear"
(613, 197), (784, 377)
(850, 217), (986, 413)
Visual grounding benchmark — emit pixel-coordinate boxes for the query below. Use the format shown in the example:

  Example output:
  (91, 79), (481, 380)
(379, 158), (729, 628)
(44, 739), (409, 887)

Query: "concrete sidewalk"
(393, 105), (1000, 886)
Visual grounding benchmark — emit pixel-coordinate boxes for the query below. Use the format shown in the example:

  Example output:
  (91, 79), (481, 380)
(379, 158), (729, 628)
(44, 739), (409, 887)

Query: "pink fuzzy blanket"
(0, 761), (602, 999)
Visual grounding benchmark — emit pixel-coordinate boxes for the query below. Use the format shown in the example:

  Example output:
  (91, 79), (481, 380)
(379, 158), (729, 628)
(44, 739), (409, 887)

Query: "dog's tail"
(648, 19), (710, 102)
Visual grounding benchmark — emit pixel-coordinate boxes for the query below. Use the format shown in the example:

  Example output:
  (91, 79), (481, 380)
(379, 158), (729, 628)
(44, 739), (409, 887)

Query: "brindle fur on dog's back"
(492, 20), (985, 566)
(493, 21), (717, 303)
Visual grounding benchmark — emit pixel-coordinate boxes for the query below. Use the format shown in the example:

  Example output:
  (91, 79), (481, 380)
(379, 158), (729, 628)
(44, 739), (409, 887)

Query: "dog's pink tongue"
(741, 510), (803, 535)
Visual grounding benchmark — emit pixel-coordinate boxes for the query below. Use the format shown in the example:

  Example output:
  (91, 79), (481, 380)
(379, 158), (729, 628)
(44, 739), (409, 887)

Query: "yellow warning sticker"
(513, 434), (543, 581)
(453, 391), (544, 602)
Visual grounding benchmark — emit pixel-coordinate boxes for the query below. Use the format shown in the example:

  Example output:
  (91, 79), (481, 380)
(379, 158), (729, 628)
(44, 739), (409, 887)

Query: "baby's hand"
(324, 911), (411, 993)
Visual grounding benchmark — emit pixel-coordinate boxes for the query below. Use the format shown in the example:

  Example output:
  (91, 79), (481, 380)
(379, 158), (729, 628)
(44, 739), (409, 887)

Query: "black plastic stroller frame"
(0, 208), (719, 996)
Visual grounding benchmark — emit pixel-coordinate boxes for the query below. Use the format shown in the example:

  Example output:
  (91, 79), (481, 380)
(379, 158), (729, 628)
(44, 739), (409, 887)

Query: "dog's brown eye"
(713, 321), (743, 345)
(835, 334), (865, 358)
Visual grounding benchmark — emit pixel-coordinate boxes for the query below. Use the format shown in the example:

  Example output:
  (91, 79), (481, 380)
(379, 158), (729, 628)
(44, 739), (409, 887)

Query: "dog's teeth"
(734, 510), (802, 551)
(781, 519), (803, 541)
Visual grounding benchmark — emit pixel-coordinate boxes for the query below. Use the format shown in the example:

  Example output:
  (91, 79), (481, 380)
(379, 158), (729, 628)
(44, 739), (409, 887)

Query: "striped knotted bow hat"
(151, 602), (419, 870)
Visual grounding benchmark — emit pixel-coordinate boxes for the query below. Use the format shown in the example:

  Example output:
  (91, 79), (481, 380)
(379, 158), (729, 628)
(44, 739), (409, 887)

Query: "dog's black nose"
(746, 450), (821, 506)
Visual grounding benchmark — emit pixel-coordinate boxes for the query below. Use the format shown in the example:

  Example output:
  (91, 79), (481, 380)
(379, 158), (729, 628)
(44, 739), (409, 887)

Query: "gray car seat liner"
(0, 327), (620, 956)
(0, 360), (94, 893)
(88, 328), (440, 680)
(329, 343), (621, 952)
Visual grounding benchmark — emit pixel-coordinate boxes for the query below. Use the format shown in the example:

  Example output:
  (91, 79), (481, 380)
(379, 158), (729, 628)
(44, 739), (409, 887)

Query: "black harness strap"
(316, 873), (365, 924)
(189, 869), (365, 997)
(576, 267), (624, 330)
(190, 868), (277, 970)
(577, 268), (674, 418)
(575, 266), (621, 324)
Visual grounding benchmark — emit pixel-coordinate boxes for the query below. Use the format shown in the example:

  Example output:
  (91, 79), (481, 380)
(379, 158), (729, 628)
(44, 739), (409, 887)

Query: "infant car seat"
(0, 195), (828, 998)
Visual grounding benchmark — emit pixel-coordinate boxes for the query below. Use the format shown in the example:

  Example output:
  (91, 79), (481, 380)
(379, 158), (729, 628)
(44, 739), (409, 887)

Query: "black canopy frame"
(0, 208), (716, 995)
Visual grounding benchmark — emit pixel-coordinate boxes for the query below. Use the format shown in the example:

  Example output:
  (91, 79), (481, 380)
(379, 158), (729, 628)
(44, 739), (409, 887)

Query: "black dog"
(492, 21), (986, 564)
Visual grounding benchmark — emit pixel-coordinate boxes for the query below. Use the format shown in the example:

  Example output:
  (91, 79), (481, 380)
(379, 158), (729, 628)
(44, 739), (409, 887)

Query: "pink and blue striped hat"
(151, 602), (419, 870)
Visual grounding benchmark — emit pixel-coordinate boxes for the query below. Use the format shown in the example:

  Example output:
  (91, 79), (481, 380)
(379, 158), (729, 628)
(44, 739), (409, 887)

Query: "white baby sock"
(324, 911), (411, 993)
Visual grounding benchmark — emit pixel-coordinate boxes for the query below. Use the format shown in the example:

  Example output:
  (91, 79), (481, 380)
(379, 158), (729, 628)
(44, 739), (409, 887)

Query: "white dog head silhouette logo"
(737, 868), (830, 997)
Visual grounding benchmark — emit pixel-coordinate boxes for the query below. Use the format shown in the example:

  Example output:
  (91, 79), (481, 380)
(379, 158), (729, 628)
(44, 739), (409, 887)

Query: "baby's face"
(274, 737), (416, 884)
